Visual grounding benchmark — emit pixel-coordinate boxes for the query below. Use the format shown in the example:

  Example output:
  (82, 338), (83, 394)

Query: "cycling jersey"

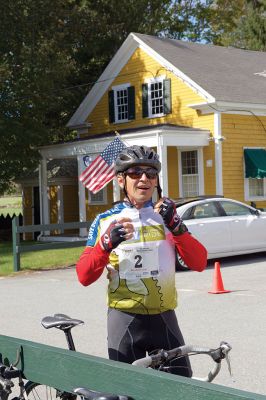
(76, 200), (207, 315)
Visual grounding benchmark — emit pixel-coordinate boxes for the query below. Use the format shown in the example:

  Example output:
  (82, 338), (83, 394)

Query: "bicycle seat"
(41, 314), (84, 330)
(74, 387), (133, 400)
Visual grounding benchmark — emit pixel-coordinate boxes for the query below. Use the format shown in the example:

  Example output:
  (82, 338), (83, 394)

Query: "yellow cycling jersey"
(87, 200), (177, 315)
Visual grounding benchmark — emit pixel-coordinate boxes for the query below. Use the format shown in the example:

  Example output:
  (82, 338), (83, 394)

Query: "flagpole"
(114, 130), (129, 147)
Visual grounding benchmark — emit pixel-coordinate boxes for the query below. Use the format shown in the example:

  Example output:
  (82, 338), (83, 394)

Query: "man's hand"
(155, 197), (188, 236)
(100, 217), (134, 252)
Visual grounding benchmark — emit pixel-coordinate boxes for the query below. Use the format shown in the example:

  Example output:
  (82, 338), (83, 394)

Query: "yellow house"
(21, 33), (266, 238)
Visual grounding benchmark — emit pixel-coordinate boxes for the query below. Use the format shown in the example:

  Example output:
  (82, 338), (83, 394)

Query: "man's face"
(117, 165), (158, 208)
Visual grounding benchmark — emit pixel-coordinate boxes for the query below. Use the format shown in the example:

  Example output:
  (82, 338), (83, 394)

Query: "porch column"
(77, 155), (88, 237)
(39, 157), (50, 235)
(214, 112), (223, 195)
(57, 184), (64, 234)
(157, 134), (168, 198)
(113, 178), (120, 203)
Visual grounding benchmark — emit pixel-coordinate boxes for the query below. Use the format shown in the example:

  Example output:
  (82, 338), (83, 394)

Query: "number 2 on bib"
(134, 254), (143, 268)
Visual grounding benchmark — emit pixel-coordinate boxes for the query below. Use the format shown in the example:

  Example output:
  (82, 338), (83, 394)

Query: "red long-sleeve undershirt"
(76, 232), (207, 287)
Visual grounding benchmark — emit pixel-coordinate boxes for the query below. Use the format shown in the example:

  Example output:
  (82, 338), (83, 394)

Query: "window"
(115, 88), (128, 122)
(244, 148), (266, 201)
(180, 150), (199, 197)
(109, 84), (135, 123)
(182, 201), (220, 220)
(142, 78), (171, 118)
(88, 188), (107, 205)
(220, 201), (253, 216)
(193, 202), (220, 219)
(245, 177), (266, 200)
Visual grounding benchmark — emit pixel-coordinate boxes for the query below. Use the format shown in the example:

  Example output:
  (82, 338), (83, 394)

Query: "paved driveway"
(1, 253), (266, 396)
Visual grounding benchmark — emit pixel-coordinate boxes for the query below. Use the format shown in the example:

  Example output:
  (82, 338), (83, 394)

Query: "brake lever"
(220, 342), (232, 376)
(225, 352), (232, 376)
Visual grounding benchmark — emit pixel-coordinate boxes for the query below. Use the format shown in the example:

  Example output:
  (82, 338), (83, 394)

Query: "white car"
(175, 196), (266, 267)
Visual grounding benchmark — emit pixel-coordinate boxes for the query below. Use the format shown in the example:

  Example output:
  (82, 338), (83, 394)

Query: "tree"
(0, 0), (243, 194)
(0, 0), (174, 193)
(210, 0), (266, 50)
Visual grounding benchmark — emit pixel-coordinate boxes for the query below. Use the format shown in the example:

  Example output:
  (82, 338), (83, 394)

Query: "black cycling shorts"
(107, 308), (192, 377)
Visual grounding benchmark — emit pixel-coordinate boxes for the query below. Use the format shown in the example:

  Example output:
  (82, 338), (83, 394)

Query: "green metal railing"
(0, 334), (265, 400)
(12, 216), (91, 271)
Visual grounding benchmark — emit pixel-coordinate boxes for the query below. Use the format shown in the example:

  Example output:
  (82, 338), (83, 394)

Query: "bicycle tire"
(24, 381), (77, 400)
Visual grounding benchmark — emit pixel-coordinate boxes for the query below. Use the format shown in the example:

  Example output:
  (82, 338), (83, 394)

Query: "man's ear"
(116, 174), (125, 189)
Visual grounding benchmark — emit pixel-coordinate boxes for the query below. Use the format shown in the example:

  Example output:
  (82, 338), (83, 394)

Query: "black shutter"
(127, 86), (135, 120)
(108, 90), (115, 123)
(163, 79), (172, 114)
(142, 83), (149, 118)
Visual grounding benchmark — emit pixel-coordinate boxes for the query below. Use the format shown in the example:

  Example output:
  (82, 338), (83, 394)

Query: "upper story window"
(108, 84), (135, 124)
(142, 77), (171, 118)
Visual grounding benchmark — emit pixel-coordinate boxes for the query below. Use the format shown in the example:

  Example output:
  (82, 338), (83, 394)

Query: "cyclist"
(76, 145), (207, 377)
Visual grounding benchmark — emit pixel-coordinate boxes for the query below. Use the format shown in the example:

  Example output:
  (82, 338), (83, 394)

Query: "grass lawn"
(0, 196), (22, 216)
(0, 241), (84, 276)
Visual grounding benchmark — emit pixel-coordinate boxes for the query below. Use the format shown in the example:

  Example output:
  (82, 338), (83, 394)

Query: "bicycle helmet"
(115, 145), (161, 174)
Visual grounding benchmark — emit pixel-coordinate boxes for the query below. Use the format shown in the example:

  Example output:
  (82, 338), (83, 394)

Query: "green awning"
(244, 148), (266, 178)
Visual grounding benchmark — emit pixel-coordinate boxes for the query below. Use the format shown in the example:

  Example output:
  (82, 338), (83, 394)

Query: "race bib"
(119, 244), (159, 279)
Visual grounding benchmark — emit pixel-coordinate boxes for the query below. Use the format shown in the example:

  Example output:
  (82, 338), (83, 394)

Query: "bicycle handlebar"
(132, 341), (232, 382)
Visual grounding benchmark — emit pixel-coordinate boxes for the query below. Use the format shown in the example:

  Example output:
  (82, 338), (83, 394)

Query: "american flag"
(79, 136), (127, 193)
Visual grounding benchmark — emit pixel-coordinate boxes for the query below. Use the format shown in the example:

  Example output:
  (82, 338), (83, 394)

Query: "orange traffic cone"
(208, 261), (231, 294)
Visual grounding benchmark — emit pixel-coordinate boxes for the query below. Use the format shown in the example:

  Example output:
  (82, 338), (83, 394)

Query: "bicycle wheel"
(24, 381), (77, 400)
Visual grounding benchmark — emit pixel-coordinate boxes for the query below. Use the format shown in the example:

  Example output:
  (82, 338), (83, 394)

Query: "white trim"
(157, 133), (168, 197)
(188, 101), (266, 116)
(39, 126), (210, 160)
(67, 35), (138, 128)
(214, 112), (223, 195)
(111, 83), (130, 91)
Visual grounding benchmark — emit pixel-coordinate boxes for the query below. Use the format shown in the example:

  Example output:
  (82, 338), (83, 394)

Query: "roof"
(134, 33), (266, 105)
(68, 32), (266, 128)
(16, 159), (78, 183)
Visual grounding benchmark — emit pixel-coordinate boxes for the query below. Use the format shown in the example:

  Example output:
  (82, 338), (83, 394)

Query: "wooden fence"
(0, 334), (265, 400)
(12, 216), (91, 272)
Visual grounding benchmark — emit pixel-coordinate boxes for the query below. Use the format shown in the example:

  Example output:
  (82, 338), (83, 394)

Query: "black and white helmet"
(115, 145), (161, 174)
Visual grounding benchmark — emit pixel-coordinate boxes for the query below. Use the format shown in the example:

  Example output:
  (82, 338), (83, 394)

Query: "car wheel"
(175, 253), (189, 271)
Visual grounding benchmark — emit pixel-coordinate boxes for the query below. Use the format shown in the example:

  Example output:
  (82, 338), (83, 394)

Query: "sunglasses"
(125, 167), (158, 179)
